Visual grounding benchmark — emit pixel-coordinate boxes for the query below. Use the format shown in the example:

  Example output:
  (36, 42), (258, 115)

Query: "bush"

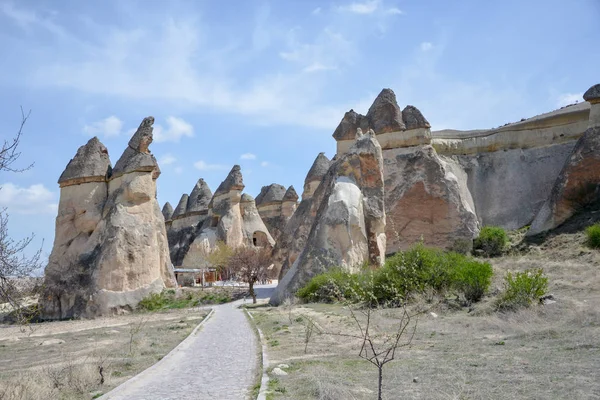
(298, 244), (493, 306)
(496, 269), (548, 311)
(297, 269), (367, 303)
(450, 255), (493, 302)
(474, 226), (507, 257)
(585, 223), (600, 249)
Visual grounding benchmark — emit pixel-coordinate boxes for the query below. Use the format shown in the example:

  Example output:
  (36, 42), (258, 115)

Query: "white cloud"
(420, 42), (433, 51)
(83, 116), (123, 137)
(339, 0), (380, 14)
(174, 166), (184, 174)
(153, 117), (194, 143)
(193, 160), (228, 171)
(312, 7), (322, 15)
(240, 153), (257, 160)
(159, 153), (177, 165)
(260, 161), (270, 167)
(556, 92), (583, 108)
(0, 183), (57, 215)
(385, 7), (404, 15)
(303, 63), (337, 73)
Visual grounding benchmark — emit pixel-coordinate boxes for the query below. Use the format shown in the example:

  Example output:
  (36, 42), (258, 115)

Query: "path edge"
(99, 307), (215, 399)
(245, 308), (269, 400)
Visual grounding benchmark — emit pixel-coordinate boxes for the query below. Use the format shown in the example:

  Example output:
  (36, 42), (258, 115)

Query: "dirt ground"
(250, 226), (600, 400)
(0, 307), (210, 400)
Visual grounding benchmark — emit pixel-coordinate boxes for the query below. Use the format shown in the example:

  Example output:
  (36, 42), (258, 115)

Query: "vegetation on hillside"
(297, 244), (493, 306)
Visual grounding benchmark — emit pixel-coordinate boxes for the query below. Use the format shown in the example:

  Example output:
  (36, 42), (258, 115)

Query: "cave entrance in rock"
(253, 231), (268, 247)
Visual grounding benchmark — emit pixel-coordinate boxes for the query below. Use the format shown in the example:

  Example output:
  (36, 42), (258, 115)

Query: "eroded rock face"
(384, 146), (479, 252)
(303, 153), (331, 200)
(274, 154), (332, 280)
(40, 118), (176, 320)
(256, 183), (288, 242)
(402, 105), (431, 130)
(162, 202), (174, 221)
(528, 88), (600, 235)
(58, 137), (111, 187)
(367, 89), (406, 134)
(271, 131), (386, 305)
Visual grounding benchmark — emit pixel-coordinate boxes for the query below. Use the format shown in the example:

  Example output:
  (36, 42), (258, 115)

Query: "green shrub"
(450, 255), (493, 302)
(585, 223), (600, 249)
(298, 244), (493, 306)
(496, 269), (548, 311)
(296, 269), (367, 303)
(474, 226), (507, 257)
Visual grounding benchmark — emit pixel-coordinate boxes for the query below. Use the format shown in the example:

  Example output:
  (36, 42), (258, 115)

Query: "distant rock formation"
(41, 118), (176, 320)
(271, 130), (386, 305)
(529, 84), (600, 235)
(255, 183), (298, 242)
(167, 166), (275, 277)
(166, 179), (213, 267)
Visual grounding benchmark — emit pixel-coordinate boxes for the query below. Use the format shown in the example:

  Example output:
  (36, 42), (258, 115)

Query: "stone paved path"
(101, 285), (275, 400)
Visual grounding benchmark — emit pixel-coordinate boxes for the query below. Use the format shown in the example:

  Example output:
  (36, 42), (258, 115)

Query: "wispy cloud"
(385, 7), (403, 15)
(83, 116), (123, 137)
(11, 5), (347, 130)
(303, 62), (337, 73)
(240, 153), (257, 160)
(279, 28), (353, 76)
(159, 153), (177, 165)
(153, 117), (194, 143)
(420, 42), (433, 51)
(338, 0), (403, 16)
(260, 161), (270, 167)
(312, 7), (322, 15)
(339, 0), (380, 14)
(0, 183), (57, 214)
(193, 160), (228, 171)
(556, 92), (583, 107)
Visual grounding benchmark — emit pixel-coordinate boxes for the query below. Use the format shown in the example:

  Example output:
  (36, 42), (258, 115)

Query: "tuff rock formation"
(529, 84), (600, 235)
(166, 179), (212, 267)
(271, 130), (386, 305)
(162, 202), (174, 221)
(332, 90), (476, 252)
(255, 183), (296, 242)
(177, 166), (275, 272)
(41, 118), (176, 320)
(274, 153), (331, 280)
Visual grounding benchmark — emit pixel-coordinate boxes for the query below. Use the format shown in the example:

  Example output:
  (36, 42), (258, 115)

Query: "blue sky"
(0, 0), (598, 262)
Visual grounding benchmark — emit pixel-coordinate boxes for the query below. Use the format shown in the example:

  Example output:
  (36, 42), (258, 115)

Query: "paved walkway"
(101, 285), (275, 400)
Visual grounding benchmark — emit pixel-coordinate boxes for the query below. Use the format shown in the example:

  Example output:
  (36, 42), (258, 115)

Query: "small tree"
(208, 241), (233, 281)
(0, 108), (43, 323)
(336, 304), (417, 400)
(227, 246), (272, 303)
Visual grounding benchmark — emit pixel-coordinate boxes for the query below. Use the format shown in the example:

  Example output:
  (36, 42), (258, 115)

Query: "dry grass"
(0, 308), (210, 399)
(251, 229), (600, 400)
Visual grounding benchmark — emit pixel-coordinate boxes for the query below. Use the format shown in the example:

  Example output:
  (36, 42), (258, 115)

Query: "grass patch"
(137, 288), (234, 311)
